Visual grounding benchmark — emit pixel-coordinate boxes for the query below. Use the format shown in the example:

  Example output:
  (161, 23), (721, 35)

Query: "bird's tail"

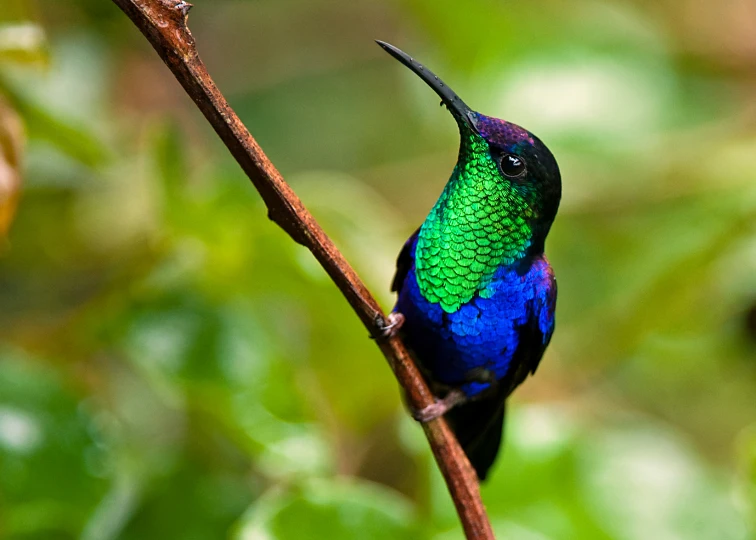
(445, 396), (506, 481)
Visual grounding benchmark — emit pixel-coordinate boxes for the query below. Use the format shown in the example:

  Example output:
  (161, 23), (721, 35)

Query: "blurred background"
(1, 0), (755, 538)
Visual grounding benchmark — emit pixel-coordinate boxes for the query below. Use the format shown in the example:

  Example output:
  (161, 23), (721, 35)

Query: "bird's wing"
(391, 228), (420, 293)
(527, 264), (557, 375)
(500, 264), (557, 395)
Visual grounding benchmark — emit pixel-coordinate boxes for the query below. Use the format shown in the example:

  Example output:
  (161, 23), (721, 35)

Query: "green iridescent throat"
(415, 132), (535, 313)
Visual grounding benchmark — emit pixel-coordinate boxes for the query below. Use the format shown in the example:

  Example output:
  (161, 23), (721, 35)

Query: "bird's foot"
(412, 389), (466, 423)
(380, 312), (405, 338)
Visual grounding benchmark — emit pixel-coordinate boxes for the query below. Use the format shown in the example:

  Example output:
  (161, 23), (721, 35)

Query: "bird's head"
(377, 41), (561, 253)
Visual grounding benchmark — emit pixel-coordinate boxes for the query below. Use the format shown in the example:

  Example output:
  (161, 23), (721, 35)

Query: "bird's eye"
(499, 154), (526, 178)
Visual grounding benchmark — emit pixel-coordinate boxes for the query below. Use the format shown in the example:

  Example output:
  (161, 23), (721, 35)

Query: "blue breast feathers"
(394, 238), (556, 397)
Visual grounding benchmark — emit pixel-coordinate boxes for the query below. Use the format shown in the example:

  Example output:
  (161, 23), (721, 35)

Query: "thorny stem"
(110, 1), (494, 537)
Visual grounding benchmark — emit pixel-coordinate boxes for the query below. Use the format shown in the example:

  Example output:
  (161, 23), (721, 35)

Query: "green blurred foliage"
(1, 0), (755, 538)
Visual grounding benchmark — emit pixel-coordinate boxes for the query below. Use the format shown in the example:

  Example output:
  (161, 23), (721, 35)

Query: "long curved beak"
(376, 40), (479, 133)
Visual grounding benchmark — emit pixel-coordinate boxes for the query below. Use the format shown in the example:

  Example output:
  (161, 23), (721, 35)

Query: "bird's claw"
(411, 389), (466, 423)
(380, 312), (405, 338)
(412, 400), (448, 423)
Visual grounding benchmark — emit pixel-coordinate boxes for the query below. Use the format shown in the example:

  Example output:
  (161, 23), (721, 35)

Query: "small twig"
(110, 1), (494, 537)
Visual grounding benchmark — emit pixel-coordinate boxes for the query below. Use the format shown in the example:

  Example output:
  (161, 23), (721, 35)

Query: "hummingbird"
(377, 41), (561, 481)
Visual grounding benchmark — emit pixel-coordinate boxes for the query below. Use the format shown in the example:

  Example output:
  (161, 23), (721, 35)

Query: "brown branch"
(110, 1), (494, 537)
